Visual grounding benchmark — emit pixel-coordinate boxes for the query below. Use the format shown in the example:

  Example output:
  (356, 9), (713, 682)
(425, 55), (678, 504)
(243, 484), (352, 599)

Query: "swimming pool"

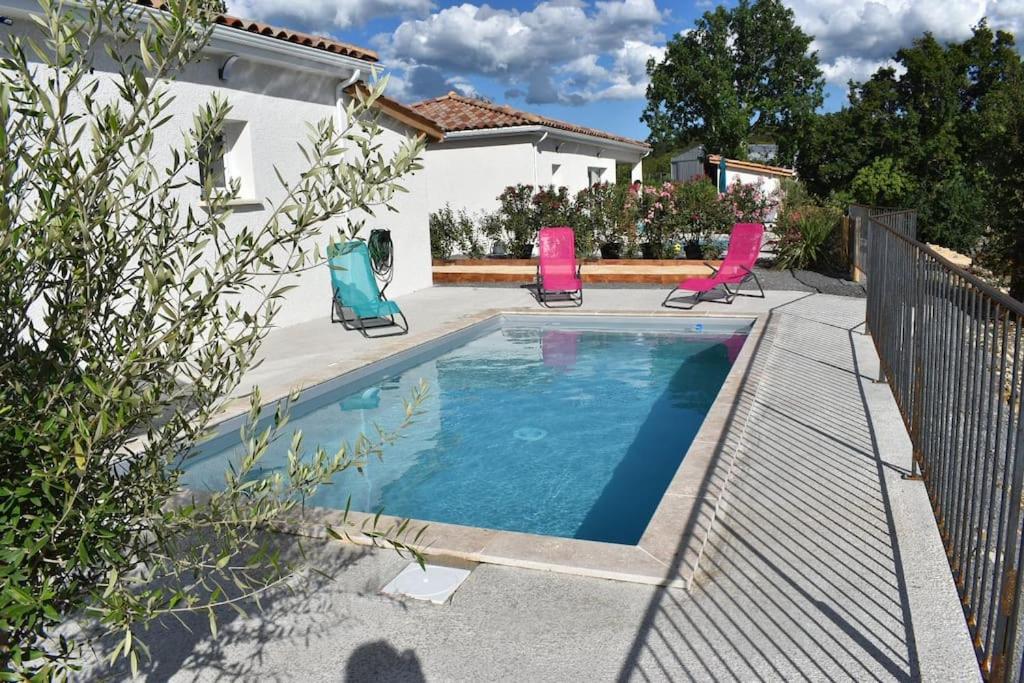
(183, 315), (752, 545)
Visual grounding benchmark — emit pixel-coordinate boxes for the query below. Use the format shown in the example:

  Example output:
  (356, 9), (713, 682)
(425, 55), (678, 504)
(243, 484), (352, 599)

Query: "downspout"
(533, 130), (549, 187)
(335, 68), (362, 128)
(639, 147), (651, 184)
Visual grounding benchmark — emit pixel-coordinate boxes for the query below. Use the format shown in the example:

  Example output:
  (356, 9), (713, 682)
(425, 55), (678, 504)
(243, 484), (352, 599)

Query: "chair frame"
(535, 262), (583, 308)
(662, 262), (765, 311)
(330, 287), (408, 338)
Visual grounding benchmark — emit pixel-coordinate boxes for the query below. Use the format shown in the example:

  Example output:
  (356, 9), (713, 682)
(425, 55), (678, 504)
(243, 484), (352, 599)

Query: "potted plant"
(577, 183), (626, 259)
(719, 178), (779, 224)
(429, 205), (484, 260)
(429, 205), (460, 261)
(672, 178), (730, 259)
(633, 182), (675, 259)
(535, 185), (588, 256)
(484, 184), (537, 258)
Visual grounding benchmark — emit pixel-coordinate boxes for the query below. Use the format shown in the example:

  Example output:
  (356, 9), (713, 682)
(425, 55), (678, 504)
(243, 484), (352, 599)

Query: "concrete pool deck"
(86, 287), (980, 681)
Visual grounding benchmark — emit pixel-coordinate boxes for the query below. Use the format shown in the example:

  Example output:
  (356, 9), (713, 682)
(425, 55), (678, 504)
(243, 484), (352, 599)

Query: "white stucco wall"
(723, 167), (785, 197)
(420, 132), (643, 255)
(163, 61), (433, 328)
(419, 135), (538, 217)
(7, 12), (434, 329)
(535, 138), (618, 196)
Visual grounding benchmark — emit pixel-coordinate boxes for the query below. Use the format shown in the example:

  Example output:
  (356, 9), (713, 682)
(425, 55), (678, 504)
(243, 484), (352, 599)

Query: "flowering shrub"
(481, 184), (537, 257)
(670, 179), (732, 251)
(478, 184), (589, 257)
(625, 181), (678, 257)
(719, 179), (779, 223)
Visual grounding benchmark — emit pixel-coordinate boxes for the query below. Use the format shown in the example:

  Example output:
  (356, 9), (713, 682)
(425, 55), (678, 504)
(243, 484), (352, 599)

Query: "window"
(198, 120), (255, 201)
(551, 163), (561, 183)
(588, 166), (605, 186)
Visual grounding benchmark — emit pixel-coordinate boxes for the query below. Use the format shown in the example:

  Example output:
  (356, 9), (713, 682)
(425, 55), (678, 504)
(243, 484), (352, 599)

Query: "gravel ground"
(752, 266), (866, 297)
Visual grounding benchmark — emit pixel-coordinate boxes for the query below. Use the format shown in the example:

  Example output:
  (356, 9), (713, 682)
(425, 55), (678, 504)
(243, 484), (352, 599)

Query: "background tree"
(796, 22), (1024, 292)
(0, 0), (427, 677)
(642, 0), (824, 164)
(970, 29), (1024, 298)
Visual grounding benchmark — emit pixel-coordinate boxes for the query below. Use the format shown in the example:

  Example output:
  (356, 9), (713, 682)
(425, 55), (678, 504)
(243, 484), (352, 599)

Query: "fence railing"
(866, 209), (1024, 682)
(848, 205), (918, 282)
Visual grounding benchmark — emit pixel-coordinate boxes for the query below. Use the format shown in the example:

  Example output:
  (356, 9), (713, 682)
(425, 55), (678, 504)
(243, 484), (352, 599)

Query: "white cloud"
(784, 0), (1024, 84)
(821, 56), (904, 85)
(226, 0), (434, 30)
(375, 0), (666, 104)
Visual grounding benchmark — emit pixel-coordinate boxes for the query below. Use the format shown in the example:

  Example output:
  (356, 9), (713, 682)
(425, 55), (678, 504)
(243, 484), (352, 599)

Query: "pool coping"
(210, 307), (772, 589)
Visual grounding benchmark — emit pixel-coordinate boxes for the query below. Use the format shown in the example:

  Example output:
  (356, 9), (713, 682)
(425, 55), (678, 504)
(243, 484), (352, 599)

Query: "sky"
(225, 0), (1024, 141)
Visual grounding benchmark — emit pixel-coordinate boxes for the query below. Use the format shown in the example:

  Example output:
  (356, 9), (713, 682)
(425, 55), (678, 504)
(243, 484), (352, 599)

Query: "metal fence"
(848, 206), (918, 282)
(866, 209), (1024, 682)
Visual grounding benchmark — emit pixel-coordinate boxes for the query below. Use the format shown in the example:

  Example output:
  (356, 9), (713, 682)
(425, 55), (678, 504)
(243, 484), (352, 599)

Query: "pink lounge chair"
(536, 227), (583, 307)
(663, 223), (766, 310)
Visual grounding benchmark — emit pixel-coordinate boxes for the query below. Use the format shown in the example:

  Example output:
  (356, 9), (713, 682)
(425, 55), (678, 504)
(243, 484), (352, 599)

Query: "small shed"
(705, 155), (796, 197)
(670, 144), (706, 183)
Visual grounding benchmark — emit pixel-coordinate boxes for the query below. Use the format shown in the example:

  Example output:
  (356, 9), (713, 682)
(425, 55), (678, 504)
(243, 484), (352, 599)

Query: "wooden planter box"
(431, 258), (722, 285)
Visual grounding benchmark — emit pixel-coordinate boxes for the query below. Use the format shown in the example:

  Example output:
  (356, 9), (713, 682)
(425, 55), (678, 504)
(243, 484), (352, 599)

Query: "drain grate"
(380, 562), (472, 605)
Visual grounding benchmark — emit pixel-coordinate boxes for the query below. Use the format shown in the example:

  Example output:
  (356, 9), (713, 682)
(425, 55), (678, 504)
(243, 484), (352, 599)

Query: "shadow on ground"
(617, 295), (919, 681)
(80, 538), (426, 682)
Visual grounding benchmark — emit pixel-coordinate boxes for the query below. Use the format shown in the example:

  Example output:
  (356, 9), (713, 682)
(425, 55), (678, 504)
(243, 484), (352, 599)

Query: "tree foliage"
(850, 157), (917, 208)
(642, 0), (824, 164)
(0, 0), (428, 677)
(797, 22), (1024, 274)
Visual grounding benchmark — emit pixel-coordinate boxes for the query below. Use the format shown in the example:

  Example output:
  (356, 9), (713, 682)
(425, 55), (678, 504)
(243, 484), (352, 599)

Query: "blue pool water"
(183, 316), (749, 545)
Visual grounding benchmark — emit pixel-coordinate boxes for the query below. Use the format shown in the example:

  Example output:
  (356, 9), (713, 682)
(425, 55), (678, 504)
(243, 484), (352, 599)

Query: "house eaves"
(442, 125), (650, 155)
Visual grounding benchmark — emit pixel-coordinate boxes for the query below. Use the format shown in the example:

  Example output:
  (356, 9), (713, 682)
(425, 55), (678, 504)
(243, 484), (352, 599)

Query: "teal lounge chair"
(328, 241), (408, 337)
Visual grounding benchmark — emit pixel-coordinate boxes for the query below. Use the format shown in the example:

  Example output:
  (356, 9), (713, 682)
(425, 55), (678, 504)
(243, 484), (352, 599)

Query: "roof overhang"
(708, 154), (796, 178)
(440, 125), (650, 158)
(203, 21), (379, 78)
(346, 84), (444, 142)
(0, 0), (380, 79)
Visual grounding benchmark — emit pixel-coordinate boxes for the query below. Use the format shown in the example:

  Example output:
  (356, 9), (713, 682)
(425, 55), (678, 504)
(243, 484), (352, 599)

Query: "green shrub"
(575, 182), (630, 255)
(670, 178), (732, 253)
(775, 205), (843, 270)
(779, 177), (813, 209)
(484, 184), (537, 257)
(850, 157), (915, 208)
(429, 205), (483, 259)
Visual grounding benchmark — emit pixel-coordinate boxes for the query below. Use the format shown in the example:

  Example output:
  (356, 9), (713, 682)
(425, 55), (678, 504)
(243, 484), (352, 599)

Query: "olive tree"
(0, 0), (427, 677)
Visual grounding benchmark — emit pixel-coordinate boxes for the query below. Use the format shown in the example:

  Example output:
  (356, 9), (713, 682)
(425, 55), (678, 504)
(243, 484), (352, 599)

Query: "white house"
(706, 154), (796, 198)
(4, 0), (658, 327)
(410, 92), (651, 217)
(1, 0), (444, 328)
(671, 144), (795, 197)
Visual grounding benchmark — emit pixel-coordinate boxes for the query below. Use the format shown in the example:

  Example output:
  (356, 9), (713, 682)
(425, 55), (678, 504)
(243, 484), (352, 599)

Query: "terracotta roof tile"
(410, 92), (650, 148)
(133, 1), (378, 63)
